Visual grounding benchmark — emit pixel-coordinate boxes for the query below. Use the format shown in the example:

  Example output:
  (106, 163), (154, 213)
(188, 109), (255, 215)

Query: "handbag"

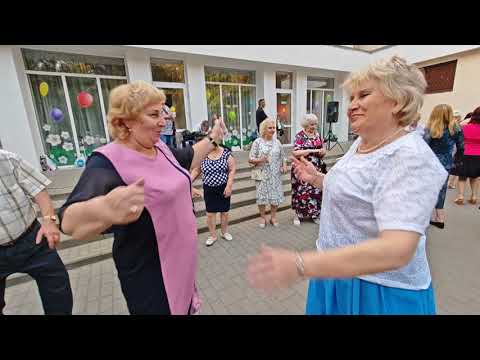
(251, 166), (265, 181)
(251, 141), (273, 181)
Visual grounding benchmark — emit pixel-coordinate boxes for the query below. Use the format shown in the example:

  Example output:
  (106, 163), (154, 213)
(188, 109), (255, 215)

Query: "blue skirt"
(305, 278), (436, 315)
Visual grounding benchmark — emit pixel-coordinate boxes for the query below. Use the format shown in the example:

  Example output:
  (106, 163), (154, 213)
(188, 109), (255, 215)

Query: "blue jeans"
(435, 177), (448, 209)
(0, 220), (73, 315)
(160, 134), (174, 147)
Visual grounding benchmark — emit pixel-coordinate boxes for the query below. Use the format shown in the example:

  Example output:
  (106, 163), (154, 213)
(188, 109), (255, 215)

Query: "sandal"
(454, 197), (464, 205)
(468, 198), (477, 205)
(269, 219), (279, 227)
(429, 221), (445, 229)
(258, 219), (267, 229)
(205, 236), (217, 246)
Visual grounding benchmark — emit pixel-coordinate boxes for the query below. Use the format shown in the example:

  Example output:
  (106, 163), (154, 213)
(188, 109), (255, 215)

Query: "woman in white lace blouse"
(247, 56), (447, 315)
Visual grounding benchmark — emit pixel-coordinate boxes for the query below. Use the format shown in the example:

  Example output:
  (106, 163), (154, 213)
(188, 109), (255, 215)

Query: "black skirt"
(458, 155), (480, 178)
(449, 153), (463, 176)
(203, 184), (231, 213)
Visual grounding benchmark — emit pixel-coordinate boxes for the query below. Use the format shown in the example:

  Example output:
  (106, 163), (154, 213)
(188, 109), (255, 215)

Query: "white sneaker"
(221, 232), (233, 241)
(293, 217), (301, 226)
(313, 218), (321, 225)
(205, 236), (217, 246)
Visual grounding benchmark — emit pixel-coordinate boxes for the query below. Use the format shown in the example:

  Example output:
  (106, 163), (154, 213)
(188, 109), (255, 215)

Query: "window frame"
(421, 60), (457, 94)
(23, 53), (127, 168)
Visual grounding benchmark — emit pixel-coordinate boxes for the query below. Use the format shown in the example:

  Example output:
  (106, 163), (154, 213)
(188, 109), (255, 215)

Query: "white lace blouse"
(317, 132), (448, 290)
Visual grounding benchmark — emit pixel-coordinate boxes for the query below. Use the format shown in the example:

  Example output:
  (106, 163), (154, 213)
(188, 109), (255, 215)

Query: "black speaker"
(326, 101), (339, 123)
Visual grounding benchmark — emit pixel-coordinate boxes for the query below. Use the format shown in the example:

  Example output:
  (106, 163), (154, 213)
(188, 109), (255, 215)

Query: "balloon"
(39, 82), (49, 97)
(77, 91), (93, 108)
(227, 111), (236, 122)
(75, 158), (85, 168)
(50, 107), (64, 123)
(170, 106), (176, 113)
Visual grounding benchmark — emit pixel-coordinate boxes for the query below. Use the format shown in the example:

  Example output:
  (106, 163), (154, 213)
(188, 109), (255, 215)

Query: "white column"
(294, 71), (308, 137)
(0, 46), (41, 169)
(334, 73), (350, 142)
(185, 56), (208, 130)
(263, 70), (276, 120)
(125, 48), (152, 82)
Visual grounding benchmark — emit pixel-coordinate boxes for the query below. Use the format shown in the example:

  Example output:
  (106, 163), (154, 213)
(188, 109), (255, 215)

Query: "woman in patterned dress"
(291, 114), (327, 226)
(249, 118), (288, 228)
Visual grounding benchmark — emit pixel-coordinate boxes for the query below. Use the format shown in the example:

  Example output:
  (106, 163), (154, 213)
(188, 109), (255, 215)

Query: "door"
(222, 85), (241, 150)
(276, 93), (292, 145)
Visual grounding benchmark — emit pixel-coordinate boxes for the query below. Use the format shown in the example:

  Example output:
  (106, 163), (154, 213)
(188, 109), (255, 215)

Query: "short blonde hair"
(300, 113), (318, 129)
(259, 118), (276, 137)
(107, 80), (166, 140)
(342, 55), (427, 127)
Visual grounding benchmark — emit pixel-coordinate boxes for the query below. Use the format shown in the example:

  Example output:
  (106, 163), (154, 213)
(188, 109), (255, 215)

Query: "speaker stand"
(324, 122), (344, 152)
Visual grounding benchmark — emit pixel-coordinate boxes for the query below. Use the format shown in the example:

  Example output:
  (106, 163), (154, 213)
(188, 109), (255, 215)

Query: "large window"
(276, 72), (293, 89)
(205, 67), (255, 84)
(421, 60), (457, 94)
(306, 77), (335, 140)
(307, 76), (334, 89)
(23, 49), (126, 76)
(151, 58), (188, 130)
(23, 49), (127, 168)
(205, 67), (256, 150)
(151, 58), (185, 83)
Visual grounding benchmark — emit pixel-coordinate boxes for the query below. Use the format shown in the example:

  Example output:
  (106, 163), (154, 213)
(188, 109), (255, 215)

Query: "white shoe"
(259, 219), (266, 228)
(293, 217), (301, 226)
(221, 232), (233, 241)
(205, 236), (217, 246)
(313, 218), (321, 225)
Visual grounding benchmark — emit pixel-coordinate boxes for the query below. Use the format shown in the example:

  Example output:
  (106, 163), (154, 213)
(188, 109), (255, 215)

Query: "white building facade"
(1, 44), (479, 171)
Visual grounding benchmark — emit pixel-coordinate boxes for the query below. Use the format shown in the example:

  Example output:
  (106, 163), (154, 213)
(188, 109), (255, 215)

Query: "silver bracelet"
(294, 251), (305, 278)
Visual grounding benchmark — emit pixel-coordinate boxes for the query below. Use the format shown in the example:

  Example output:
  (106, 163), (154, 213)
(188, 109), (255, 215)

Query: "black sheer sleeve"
(57, 152), (126, 235)
(169, 146), (194, 170)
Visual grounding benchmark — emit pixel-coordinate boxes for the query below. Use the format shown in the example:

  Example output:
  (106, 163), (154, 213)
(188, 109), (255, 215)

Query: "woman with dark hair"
(455, 107), (480, 205)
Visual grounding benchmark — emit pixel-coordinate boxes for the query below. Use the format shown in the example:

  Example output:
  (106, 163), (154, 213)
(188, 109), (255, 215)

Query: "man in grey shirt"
(160, 104), (176, 147)
(0, 149), (72, 315)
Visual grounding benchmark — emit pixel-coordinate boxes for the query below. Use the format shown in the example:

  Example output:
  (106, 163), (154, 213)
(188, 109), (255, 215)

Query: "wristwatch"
(43, 215), (58, 224)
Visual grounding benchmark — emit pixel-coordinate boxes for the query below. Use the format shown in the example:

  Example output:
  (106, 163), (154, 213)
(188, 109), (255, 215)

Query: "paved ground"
(3, 187), (479, 315)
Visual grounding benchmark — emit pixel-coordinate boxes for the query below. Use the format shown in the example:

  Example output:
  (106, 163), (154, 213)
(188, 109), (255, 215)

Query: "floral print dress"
(291, 130), (325, 220)
(249, 137), (286, 206)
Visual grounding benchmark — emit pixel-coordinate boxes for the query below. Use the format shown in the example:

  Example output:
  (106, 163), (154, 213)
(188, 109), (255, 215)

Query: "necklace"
(357, 128), (404, 154)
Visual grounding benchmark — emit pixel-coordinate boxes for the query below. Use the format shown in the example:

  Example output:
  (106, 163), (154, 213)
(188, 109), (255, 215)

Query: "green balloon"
(227, 111), (236, 122)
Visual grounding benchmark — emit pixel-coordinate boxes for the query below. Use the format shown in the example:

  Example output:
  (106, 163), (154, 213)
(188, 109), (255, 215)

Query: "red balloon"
(77, 91), (93, 108)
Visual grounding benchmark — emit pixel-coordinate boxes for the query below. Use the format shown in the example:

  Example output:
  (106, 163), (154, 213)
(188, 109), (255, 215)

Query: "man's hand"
(36, 221), (61, 249)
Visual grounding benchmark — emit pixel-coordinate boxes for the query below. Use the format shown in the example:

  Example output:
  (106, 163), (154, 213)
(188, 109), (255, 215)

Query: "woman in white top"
(247, 56), (447, 315)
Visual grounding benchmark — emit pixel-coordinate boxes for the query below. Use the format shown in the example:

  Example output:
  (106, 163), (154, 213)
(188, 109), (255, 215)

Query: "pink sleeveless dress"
(95, 141), (200, 314)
